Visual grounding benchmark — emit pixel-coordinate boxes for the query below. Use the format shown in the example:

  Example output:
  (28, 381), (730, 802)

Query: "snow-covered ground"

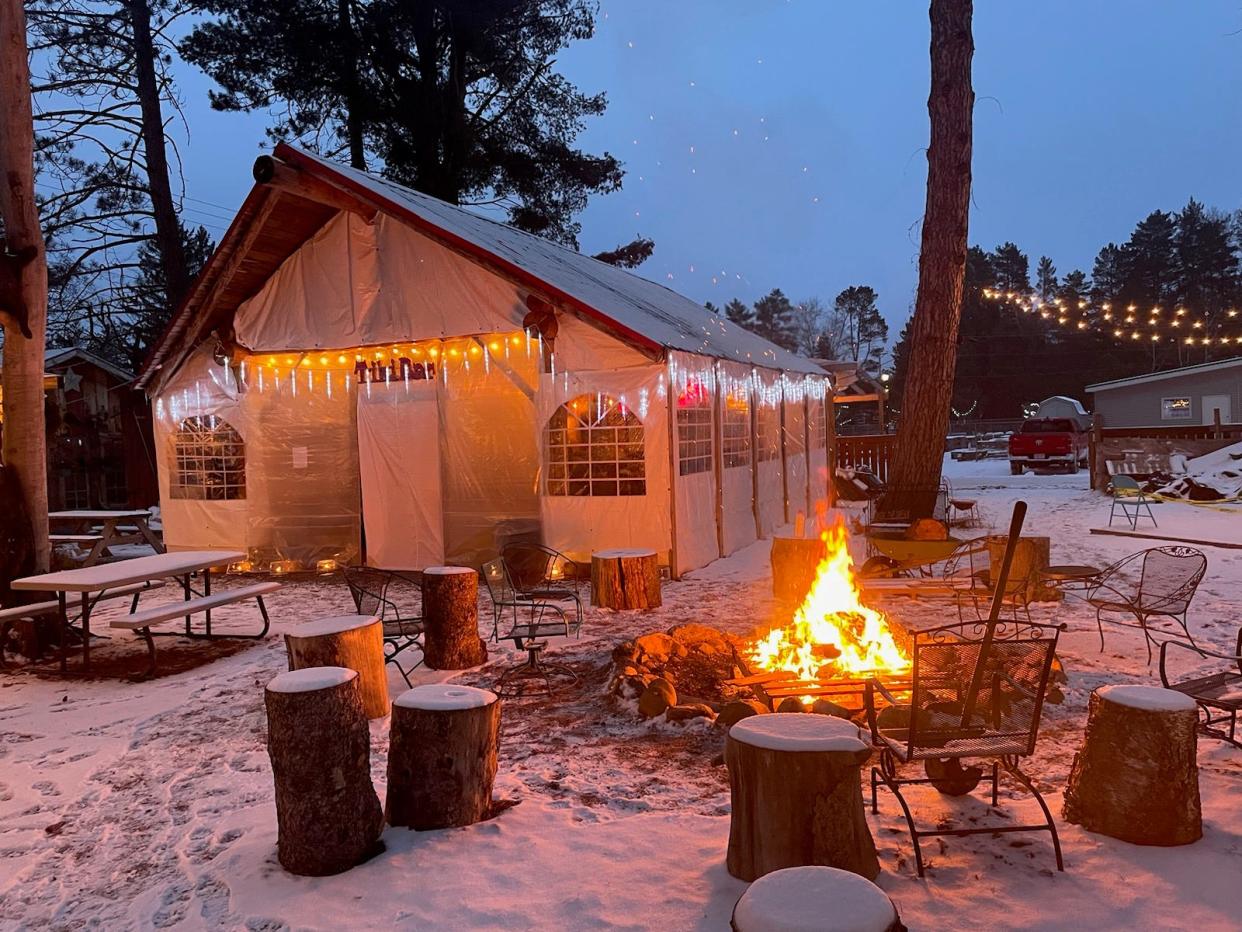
(4, 457), (1242, 930)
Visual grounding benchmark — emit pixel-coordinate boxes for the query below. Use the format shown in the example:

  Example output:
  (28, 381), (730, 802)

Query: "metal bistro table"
(49, 509), (166, 566)
(1040, 564), (1102, 594)
(11, 550), (243, 671)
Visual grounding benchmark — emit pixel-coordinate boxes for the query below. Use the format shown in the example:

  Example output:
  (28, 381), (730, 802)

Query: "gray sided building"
(1087, 357), (1242, 428)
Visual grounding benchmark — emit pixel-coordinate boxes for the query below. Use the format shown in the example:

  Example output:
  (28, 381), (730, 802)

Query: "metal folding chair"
(1109, 475), (1157, 529)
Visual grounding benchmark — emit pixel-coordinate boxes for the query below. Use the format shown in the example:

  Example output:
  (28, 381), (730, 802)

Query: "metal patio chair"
(1086, 546), (1206, 663)
(1109, 475), (1158, 529)
(865, 618), (1065, 877)
(481, 556), (582, 696)
(498, 543), (584, 633)
(342, 566), (424, 686)
(1160, 627), (1242, 749)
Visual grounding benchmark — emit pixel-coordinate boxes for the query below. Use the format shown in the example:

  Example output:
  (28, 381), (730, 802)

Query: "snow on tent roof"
(281, 145), (824, 376)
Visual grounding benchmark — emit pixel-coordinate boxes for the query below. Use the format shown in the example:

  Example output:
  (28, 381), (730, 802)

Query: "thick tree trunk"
(336, 0), (366, 169)
(421, 566), (486, 669)
(885, 0), (974, 494)
(1062, 685), (1202, 846)
(726, 713), (879, 882)
(385, 684), (501, 830)
(0, 0), (50, 576)
(285, 615), (389, 719)
(591, 549), (662, 610)
(126, 0), (189, 308)
(265, 667), (384, 875)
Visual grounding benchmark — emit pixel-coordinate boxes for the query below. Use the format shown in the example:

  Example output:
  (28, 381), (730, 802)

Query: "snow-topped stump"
(284, 615), (388, 719)
(726, 713), (879, 882)
(386, 684), (501, 830)
(264, 667), (384, 876)
(421, 566), (487, 670)
(591, 549), (662, 610)
(1062, 684), (1202, 846)
(731, 866), (905, 932)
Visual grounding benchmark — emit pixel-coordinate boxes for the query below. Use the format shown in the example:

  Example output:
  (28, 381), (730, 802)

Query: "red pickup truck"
(1008, 418), (1089, 475)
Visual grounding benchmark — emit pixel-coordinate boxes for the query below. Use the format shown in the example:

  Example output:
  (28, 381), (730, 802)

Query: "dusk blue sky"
(173, 1), (1242, 335)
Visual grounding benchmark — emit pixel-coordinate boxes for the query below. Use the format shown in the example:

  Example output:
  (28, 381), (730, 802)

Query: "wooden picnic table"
(49, 509), (165, 566)
(12, 550), (244, 672)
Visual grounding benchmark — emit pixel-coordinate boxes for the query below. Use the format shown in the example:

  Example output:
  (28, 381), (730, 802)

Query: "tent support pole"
(713, 360), (726, 559)
(826, 381), (837, 508)
(750, 367), (762, 540)
(665, 358), (680, 580)
(803, 381), (812, 522)
(779, 376), (790, 526)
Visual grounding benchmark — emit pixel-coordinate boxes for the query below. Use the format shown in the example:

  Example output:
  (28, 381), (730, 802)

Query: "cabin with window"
(138, 145), (832, 576)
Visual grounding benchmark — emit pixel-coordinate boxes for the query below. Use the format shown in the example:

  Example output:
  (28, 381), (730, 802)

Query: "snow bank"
(1156, 441), (1242, 501)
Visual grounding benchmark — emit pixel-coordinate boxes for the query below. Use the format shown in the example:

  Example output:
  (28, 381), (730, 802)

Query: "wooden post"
(1213, 407), (1223, 439)
(264, 667), (383, 876)
(284, 615), (390, 719)
(386, 684), (501, 830)
(1062, 685), (1201, 846)
(726, 713), (879, 881)
(1090, 412), (1105, 491)
(591, 549), (662, 610)
(421, 566), (486, 670)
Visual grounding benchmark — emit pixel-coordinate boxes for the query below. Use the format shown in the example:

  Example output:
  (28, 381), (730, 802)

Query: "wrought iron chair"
(1086, 546), (1206, 663)
(1160, 627), (1242, 749)
(1109, 474), (1158, 529)
(342, 566), (424, 686)
(481, 557), (581, 696)
(498, 543), (584, 634)
(865, 619), (1064, 877)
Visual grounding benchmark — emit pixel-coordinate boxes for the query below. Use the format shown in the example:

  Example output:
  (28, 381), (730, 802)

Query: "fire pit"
(742, 521), (912, 710)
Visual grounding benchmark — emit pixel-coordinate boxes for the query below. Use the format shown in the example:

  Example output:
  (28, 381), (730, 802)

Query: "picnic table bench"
(12, 550), (278, 676)
(48, 509), (165, 566)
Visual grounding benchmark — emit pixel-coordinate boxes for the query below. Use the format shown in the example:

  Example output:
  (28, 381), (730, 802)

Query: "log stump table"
(1062, 684), (1202, 846)
(284, 615), (389, 719)
(590, 549), (662, 610)
(731, 866), (904, 932)
(726, 713), (879, 881)
(421, 566), (486, 670)
(264, 667), (384, 876)
(386, 683), (501, 830)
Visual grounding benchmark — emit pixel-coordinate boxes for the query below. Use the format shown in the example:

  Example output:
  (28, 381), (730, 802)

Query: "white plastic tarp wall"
(783, 377), (809, 523)
(536, 365), (670, 564)
(670, 352), (720, 574)
(807, 393), (830, 516)
(232, 211), (528, 351)
(754, 367), (786, 535)
(356, 380), (444, 569)
(718, 360), (757, 556)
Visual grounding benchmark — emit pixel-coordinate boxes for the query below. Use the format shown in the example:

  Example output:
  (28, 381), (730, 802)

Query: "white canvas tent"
(140, 145), (833, 576)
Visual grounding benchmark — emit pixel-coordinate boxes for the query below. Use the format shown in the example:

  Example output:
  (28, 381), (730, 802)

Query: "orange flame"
(752, 520), (910, 681)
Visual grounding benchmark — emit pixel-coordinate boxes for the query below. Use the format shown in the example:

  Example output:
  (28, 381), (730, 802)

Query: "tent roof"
(139, 143), (823, 390)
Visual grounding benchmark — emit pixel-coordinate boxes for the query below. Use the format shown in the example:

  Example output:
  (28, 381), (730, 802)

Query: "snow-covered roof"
(280, 146), (823, 375)
(1087, 357), (1242, 393)
(44, 346), (132, 383)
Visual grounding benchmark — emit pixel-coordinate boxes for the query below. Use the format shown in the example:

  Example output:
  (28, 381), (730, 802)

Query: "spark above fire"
(751, 521), (910, 682)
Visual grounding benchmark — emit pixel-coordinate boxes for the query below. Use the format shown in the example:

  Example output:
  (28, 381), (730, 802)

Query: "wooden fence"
(834, 432), (896, 483)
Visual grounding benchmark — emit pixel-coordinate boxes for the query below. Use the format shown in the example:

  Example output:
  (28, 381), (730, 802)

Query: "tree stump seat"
(726, 713), (879, 881)
(386, 683), (501, 830)
(590, 549), (661, 610)
(1062, 684), (1202, 846)
(421, 566), (486, 670)
(264, 667), (384, 876)
(285, 614), (389, 719)
(731, 866), (905, 932)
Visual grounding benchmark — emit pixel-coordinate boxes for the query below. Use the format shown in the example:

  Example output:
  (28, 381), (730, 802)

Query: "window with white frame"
(677, 380), (713, 476)
(722, 392), (752, 469)
(545, 394), (646, 496)
(756, 402), (781, 462)
(171, 415), (246, 500)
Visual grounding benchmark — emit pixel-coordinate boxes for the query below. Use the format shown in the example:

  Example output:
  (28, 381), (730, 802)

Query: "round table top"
(423, 565), (477, 575)
(592, 548), (657, 560)
(1041, 564), (1102, 581)
(268, 666), (356, 694)
(287, 614), (380, 638)
(395, 683), (497, 711)
(729, 713), (869, 754)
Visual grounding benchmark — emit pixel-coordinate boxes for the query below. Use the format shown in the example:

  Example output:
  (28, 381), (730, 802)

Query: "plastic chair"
(1109, 475), (1157, 529)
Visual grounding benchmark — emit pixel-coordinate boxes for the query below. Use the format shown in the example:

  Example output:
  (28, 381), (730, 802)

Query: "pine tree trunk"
(126, 0), (190, 308)
(885, 0), (974, 495)
(0, 0), (50, 575)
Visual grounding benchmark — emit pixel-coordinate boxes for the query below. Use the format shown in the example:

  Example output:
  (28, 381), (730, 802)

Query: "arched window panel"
(546, 394), (646, 496)
(171, 415), (246, 500)
(676, 378), (713, 476)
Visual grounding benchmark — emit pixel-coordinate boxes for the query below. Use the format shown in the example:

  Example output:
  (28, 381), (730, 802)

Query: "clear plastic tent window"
(545, 393), (646, 497)
(722, 392), (752, 469)
(171, 415), (246, 501)
(676, 378), (712, 477)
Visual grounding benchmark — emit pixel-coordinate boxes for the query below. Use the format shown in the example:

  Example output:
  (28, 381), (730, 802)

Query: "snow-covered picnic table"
(48, 508), (165, 565)
(10, 550), (278, 674)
